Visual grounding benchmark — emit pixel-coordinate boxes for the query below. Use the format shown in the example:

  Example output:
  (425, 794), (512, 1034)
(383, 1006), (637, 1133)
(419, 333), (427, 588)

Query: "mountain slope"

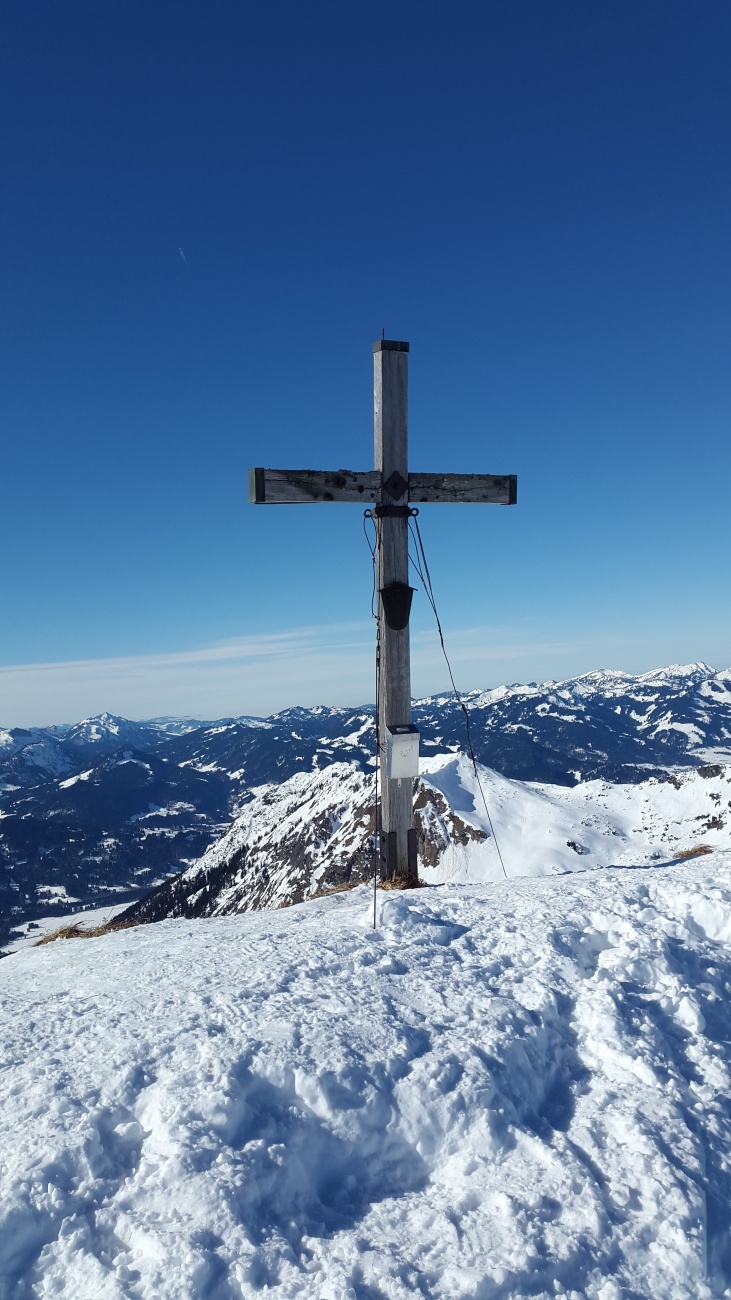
(122, 755), (731, 924)
(127, 660), (731, 788)
(0, 749), (231, 939)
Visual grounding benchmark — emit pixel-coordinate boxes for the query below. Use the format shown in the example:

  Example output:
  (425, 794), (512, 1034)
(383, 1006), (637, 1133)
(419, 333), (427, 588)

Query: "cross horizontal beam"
(409, 472), (517, 505)
(249, 468), (517, 506)
(248, 468), (379, 504)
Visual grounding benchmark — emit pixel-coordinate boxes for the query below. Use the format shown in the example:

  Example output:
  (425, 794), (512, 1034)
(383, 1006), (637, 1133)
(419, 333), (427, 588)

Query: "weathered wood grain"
(408, 472), (517, 505)
(249, 468), (517, 505)
(374, 342), (416, 880)
(249, 468), (380, 504)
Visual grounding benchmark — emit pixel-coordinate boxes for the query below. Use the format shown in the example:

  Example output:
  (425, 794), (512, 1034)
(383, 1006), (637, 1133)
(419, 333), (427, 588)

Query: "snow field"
(2, 856), (731, 1297)
(420, 754), (731, 882)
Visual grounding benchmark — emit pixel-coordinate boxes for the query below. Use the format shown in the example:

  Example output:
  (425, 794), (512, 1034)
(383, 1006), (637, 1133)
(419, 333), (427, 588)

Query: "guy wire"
(363, 510), (381, 926)
(408, 516), (508, 880)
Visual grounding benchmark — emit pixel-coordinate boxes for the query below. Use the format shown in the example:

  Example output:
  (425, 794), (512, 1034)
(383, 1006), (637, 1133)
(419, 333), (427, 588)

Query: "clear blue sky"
(2, 0), (730, 725)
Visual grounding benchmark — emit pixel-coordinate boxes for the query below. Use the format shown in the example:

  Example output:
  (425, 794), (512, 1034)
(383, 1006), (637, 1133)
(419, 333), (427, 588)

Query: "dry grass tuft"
(673, 844), (714, 861)
(34, 918), (142, 946)
(379, 876), (427, 891)
(312, 880), (361, 899)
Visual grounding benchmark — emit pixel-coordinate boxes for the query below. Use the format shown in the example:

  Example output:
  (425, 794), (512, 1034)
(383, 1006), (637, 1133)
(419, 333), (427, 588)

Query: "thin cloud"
(0, 623), (370, 676)
(0, 623), (645, 728)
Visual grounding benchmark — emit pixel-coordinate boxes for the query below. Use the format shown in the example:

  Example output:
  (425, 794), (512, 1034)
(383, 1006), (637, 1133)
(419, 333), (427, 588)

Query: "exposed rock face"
(414, 784), (485, 869)
(124, 765), (373, 922)
(122, 764), (489, 923)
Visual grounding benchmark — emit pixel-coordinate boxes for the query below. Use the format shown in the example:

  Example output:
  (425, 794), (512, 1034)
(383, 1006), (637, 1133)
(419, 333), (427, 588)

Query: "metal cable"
(363, 511), (381, 925)
(408, 516), (509, 880)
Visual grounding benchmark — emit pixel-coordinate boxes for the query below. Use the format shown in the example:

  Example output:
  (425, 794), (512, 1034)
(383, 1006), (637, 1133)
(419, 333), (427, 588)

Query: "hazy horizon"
(2, 627), (727, 729)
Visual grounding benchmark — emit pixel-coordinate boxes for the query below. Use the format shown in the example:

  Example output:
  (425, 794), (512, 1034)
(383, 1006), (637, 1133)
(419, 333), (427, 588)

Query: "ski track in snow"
(3, 858), (731, 1298)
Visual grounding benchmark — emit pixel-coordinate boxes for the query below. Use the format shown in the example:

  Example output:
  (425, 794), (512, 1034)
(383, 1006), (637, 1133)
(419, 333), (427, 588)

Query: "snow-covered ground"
(3, 854), (731, 1298)
(419, 754), (731, 882)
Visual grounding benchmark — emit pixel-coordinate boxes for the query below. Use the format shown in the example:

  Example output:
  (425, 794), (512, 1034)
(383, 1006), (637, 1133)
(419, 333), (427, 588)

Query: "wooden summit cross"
(248, 339), (517, 882)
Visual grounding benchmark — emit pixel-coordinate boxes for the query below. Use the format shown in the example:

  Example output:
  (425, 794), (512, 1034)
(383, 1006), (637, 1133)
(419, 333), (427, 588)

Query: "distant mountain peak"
(77, 711), (128, 728)
(639, 662), (715, 681)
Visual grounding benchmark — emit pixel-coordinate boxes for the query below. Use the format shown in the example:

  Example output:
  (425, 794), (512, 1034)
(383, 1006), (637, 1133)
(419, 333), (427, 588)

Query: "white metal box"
(385, 724), (420, 779)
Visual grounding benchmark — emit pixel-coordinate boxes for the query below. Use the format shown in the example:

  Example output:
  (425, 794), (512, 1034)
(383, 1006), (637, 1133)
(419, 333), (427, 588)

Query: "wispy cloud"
(0, 625), (373, 726)
(0, 622), (649, 728)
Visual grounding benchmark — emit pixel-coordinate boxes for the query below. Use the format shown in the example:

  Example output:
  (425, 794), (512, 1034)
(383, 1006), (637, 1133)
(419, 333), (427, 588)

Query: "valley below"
(2, 662), (730, 950)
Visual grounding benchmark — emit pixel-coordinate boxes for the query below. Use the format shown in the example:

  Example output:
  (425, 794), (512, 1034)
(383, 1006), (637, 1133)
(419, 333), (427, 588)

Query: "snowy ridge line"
(3, 856), (731, 1296)
(119, 753), (731, 927)
(3, 660), (731, 772)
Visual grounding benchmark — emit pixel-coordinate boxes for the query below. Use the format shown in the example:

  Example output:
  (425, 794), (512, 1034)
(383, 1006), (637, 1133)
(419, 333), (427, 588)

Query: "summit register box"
(385, 724), (420, 780)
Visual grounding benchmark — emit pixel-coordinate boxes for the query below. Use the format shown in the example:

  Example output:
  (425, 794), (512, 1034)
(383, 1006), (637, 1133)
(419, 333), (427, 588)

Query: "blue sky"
(2, 0), (730, 725)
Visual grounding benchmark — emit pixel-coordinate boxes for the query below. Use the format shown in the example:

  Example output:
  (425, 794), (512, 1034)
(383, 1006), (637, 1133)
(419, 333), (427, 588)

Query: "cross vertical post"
(373, 339), (416, 881)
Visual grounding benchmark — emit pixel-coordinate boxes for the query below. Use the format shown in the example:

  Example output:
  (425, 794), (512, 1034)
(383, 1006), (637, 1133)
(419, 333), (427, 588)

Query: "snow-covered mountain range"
(2, 663), (731, 946)
(122, 754), (731, 924)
